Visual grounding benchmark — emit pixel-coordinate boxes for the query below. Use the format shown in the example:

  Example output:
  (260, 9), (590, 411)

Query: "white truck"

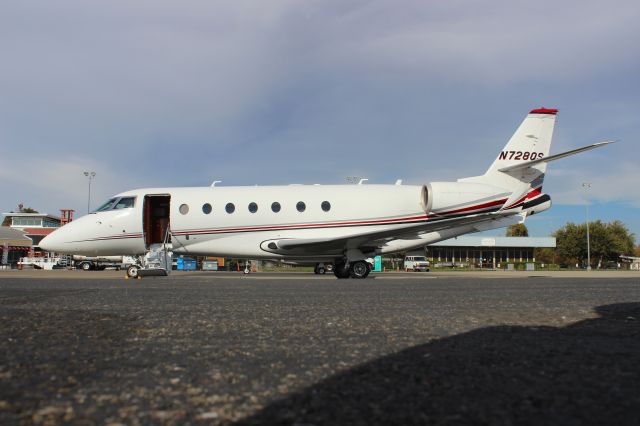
(73, 255), (136, 271)
(403, 255), (430, 272)
(18, 256), (66, 270)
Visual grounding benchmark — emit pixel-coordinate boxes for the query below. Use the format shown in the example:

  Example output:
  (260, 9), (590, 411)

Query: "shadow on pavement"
(238, 303), (640, 426)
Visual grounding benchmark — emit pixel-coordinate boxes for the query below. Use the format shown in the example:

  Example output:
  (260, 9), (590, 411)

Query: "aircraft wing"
(263, 210), (517, 257)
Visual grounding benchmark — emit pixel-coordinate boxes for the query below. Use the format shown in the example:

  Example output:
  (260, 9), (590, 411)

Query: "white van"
(404, 256), (430, 272)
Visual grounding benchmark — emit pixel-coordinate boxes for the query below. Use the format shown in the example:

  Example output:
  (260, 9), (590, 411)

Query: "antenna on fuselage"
(211, 180), (222, 187)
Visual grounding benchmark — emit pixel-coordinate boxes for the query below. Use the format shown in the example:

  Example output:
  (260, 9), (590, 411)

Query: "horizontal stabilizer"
(498, 141), (614, 173)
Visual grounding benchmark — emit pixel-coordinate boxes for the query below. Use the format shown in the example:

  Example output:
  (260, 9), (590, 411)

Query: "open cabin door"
(143, 195), (171, 249)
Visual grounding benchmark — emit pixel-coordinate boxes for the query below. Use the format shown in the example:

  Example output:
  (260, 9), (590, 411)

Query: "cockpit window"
(95, 198), (117, 212)
(113, 197), (136, 209)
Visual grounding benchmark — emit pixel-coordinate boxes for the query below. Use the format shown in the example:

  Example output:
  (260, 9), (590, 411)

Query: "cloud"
(0, 153), (141, 215)
(1, 0), (639, 233)
(546, 160), (640, 208)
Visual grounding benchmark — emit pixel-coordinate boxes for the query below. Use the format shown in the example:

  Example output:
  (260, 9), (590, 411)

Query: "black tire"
(81, 262), (91, 271)
(127, 265), (139, 278)
(363, 264), (372, 278)
(349, 261), (369, 279)
(333, 263), (350, 279)
(318, 267), (325, 274)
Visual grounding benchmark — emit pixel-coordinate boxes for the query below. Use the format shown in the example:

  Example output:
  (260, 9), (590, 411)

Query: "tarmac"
(1, 270), (639, 425)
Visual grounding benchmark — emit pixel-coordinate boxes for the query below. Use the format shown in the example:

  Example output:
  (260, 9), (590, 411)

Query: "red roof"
(22, 228), (56, 236)
(530, 108), (558, 115)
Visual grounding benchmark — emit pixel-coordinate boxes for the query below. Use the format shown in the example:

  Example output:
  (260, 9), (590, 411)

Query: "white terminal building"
(426, 236), (556, 268)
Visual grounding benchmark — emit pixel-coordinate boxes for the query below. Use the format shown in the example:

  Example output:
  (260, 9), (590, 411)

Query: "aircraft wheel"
(363, 264), (372, 278)
(127, 265), (139, 278)
(333, 263), (350, 279)
(349, 261), (369, 279)
(318, 266), (326, 274)
(81, 262), (91, 271)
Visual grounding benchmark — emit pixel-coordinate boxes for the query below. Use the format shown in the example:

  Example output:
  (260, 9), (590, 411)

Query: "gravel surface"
(0, 274), (639, 425)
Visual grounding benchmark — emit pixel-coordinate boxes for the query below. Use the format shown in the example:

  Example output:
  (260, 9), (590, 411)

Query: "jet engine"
(420, 182), (511, 215)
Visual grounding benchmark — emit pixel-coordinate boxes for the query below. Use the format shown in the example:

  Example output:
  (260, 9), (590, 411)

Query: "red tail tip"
(530, 107), (558, 115)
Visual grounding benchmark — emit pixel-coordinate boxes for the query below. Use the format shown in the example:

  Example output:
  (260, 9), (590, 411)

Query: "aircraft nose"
(39, 230), (64, 253)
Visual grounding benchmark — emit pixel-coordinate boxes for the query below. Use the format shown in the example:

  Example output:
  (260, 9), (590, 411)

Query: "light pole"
(84, 171), (96, 214)
(582, 182), (592, 270)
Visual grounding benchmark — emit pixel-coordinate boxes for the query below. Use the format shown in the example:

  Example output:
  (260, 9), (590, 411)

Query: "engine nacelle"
(420, 182), (510, 214)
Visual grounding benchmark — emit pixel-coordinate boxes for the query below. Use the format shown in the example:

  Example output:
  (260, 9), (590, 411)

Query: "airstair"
(128, 227), (173, 278)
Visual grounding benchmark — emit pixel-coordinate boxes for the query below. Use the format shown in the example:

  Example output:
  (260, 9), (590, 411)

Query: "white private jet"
(40, 108), (612, 278)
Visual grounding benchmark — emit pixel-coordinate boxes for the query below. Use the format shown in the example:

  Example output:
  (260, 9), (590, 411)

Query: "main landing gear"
(333, 259), (372, 279)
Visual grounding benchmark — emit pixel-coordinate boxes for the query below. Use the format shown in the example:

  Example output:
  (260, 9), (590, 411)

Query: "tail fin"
(460, 108), (558, 189)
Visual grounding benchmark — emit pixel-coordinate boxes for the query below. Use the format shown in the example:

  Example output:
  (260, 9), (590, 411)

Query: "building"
(426, 236), (556, 268)
(3, 212), (63, 248)
(0, 227), (32, 268)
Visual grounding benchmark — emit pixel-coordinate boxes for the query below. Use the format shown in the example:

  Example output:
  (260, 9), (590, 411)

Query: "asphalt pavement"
(0, 272), (639, 425)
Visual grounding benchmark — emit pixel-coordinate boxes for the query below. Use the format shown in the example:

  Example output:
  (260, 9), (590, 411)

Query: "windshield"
(93, 196), (136, 212)
(113, 197), (136, 209)
(94, 198), (117, 212)
(413, 257), (427, 261)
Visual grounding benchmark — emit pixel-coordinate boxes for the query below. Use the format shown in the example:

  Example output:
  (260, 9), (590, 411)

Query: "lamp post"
(84, 171), (96, 214)
(582, 182), (592, 271)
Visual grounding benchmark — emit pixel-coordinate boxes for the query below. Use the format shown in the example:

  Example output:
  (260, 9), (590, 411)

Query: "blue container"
(176, 257), (197, 271)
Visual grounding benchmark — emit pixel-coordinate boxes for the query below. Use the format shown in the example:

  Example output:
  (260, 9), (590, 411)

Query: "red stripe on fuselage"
(434, 198), (508, 216)
(504, 187), (542, 209)
(172, 213), (430, 236)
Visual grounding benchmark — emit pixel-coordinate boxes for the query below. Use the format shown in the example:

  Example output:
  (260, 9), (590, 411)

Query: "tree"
(506, 223), (529, 237)
(534, 247), (555, 264)
(553, 222), (584, 265)
(554, 220), (635, 267)
(635, 246), (640, 257)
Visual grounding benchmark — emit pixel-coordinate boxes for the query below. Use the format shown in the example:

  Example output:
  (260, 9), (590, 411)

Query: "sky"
(1, 1), (639, 240)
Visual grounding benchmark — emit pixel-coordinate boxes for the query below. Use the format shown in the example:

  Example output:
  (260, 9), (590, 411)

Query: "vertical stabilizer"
(459, 108), (558, 191)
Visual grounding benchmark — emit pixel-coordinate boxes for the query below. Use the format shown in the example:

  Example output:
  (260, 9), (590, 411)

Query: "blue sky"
(1, 1), (639, 241)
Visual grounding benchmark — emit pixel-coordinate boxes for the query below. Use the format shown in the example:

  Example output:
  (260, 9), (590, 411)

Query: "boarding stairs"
(137, 227), (173, 277)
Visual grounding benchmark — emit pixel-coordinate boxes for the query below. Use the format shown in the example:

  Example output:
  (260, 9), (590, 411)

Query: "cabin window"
(179, 204), (189, 215)
(321, 201), (331, 212)
(225, 203), (235, 214)
(296, 201), (306, 212)
(95, 198), (117, 212)
(248, 202), (258, 213)
(113, 197), (136, 209)
(271, 202), (281, 213)
(202, 203), (212, 214)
